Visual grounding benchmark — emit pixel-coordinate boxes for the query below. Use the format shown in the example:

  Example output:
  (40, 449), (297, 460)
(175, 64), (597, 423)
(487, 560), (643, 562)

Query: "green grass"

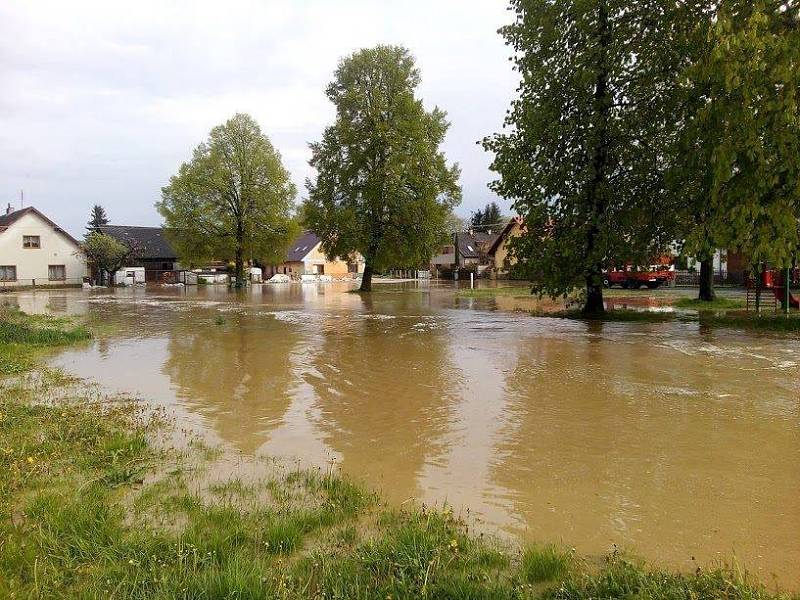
(0, 308), (795, 598)
(457, 286), (533, 298)
(673, 296), (747, 311)
(521, 545), (574, 583)
(696, 312), (800, 332)
(0, 307), (91, 375)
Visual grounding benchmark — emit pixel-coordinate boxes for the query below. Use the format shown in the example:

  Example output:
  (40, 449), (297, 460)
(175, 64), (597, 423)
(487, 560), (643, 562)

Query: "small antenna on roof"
(19, 189), (23, 209)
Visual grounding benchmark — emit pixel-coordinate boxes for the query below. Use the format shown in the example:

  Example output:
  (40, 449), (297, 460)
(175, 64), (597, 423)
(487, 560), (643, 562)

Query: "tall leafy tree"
(86, 204), (109, 235)
(679, 0), (800, 294)
(304, 45), (462, 292)
(484, 0), (692, 314)
(157, 113), (297, 285)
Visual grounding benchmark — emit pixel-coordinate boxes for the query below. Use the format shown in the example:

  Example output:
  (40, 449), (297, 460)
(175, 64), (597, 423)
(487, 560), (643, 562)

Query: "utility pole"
(453, 231), (460, 282)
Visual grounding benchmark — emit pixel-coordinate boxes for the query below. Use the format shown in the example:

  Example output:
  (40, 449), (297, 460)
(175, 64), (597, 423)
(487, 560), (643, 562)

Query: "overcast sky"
(0, 0), (518, 237)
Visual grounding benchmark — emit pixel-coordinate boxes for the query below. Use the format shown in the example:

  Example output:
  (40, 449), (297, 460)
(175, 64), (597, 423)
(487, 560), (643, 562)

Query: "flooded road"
(6, 284), (800, 587)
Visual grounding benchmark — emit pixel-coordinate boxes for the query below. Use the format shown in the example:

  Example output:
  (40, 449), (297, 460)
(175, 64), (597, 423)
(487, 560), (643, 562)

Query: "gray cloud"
(0, 0), (518, 236)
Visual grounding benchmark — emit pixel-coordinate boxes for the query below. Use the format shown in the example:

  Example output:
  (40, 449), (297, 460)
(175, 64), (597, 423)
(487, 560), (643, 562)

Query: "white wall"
(686, 249), (727, 274)
(0, 211), (87, 286)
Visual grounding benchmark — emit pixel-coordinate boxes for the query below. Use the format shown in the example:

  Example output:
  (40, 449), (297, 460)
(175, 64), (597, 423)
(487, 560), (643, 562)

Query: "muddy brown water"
(5, 283), (799, 588)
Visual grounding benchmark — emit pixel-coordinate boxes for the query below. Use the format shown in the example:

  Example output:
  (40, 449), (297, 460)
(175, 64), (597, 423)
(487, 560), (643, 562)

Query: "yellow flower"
(27, 456), (35, 464)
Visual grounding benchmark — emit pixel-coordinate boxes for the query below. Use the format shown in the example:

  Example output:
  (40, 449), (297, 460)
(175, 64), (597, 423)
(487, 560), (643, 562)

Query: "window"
(0, 266), (16, 281)
(23, 235), (40, 249)
(48, 265), (66, 281)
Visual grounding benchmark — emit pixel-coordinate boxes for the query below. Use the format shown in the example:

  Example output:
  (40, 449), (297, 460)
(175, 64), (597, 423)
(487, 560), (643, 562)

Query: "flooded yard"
(5, 283), (799, 588)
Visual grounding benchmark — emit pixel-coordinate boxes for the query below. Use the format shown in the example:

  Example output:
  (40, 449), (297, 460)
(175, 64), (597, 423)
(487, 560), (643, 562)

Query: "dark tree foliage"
(86, 205), (109, 235)
(484, 0), (694, 313)
(470, 202), (504, 231)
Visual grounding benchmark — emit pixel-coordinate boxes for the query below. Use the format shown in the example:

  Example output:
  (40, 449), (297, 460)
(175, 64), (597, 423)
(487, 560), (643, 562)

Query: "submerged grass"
(0, 306), (91, 375)
(697, 311), (800, 332)
(457, 286), (534, 299)
(527, 308), (677, 324)
(0, 309), (796, 598)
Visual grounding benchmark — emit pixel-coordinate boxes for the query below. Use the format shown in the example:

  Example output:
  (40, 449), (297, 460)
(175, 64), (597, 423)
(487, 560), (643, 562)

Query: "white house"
(0, 204), (87, 287)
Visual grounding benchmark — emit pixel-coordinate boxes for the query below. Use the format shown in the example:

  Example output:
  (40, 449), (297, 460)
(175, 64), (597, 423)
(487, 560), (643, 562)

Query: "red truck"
(603, 265), (675, 290)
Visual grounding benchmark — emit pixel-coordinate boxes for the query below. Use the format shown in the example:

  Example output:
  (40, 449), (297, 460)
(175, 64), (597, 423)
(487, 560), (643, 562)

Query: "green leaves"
(679, 1), (800, 271)
(81, 232), (132, 282)
(485, 1), (687, 307)
(304, 46), (462, 283)
(157, 113), (298, 274)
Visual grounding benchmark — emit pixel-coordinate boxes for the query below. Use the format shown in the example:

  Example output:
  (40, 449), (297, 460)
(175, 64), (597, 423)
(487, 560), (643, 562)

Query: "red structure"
(604, 265), (675, 289)
(761, 270), (800, 309)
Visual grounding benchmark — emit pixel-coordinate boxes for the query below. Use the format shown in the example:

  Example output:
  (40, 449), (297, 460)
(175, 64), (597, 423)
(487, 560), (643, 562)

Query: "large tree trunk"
(234, 244), (244, 288)
(584, 276), (605, 315)
(581, 0), (610, 317)
(698, 257), (716, 301)
(360, 263), (373, 292)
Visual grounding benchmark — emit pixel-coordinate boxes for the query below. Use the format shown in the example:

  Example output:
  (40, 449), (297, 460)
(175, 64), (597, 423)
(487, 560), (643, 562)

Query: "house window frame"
(0, 265), (17, 282)
(48, 264), (66, 281)
(22, 235), (41, 249)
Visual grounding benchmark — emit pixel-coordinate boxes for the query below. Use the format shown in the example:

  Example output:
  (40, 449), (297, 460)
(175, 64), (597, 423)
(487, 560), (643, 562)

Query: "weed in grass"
(549, 555), (779, 600)
(521, 544), (573, 583)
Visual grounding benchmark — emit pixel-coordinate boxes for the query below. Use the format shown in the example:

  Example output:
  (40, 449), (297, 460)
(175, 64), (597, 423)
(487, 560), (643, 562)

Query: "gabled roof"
(0, 206), (80, 246)
(286, 231), (320, 262)
(98, 225), (177, 260)
(487, 217), (524, 256)
(456, 231), (499, 259)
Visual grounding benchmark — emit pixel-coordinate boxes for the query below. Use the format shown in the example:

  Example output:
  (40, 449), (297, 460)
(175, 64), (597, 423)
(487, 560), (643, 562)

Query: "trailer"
(604, 266), (675, 290)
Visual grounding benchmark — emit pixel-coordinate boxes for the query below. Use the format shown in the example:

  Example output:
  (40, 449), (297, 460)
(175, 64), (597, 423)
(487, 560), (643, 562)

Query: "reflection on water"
(21, 284), (800, 588)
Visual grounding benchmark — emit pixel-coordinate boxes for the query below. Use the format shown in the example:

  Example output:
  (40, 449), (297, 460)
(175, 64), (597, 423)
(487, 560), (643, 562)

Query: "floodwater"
(6, 283), (800, 588)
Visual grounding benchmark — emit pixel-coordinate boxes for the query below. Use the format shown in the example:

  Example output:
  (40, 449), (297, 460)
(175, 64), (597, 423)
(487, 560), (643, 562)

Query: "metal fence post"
(786, 267), (791, 315)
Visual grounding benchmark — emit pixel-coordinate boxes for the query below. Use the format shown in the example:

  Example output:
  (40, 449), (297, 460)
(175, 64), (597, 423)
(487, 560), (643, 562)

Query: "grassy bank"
(457, 286), (533, 299)
(0, 309), (794, 598)
(672, 296), (747, 311)
(457, 287), (800, 332)
(0, 307), (91, 375)
(528, 307), (800, 332)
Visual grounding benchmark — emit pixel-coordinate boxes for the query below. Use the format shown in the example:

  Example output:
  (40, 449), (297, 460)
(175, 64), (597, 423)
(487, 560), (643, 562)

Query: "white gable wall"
(0, 211), (87, 286)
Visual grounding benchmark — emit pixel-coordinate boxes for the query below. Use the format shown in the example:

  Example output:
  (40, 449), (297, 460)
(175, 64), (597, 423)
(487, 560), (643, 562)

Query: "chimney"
(5, 203), (13, 216)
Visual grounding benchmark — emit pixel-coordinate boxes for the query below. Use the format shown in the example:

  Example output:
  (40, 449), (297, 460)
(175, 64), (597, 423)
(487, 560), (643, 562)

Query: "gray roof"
(456, 232), (499, 259)
(286, 231), (320, 262)
(98, 225), (176, 260)
(0, 206), (80, 245)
